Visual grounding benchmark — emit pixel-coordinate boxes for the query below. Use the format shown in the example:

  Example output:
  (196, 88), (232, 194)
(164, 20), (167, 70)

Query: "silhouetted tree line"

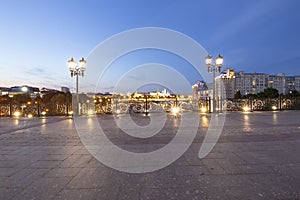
(0, 91), (72, 105)
(234, 87), (300, 99)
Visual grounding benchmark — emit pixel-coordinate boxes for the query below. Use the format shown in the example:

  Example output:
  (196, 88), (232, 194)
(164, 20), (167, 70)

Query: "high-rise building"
(269, 73), (286, 94)
(217, 68), (235, 99)
(235, 72), (300, 96)
(285, 76), (296, 93)
(294, 76), (300, 92)
(234, 71), (244, 96)
(235, 71), (269, 96)
(195, 70), (298, 100)
(251, 73), (269, 94)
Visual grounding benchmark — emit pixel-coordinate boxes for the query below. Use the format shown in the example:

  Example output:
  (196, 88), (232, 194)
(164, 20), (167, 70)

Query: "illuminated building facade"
(9, 85), (40, 98)
(218, 68), (235, 99)
(235, 72), (269, 96)
(268, 73), (286, 94)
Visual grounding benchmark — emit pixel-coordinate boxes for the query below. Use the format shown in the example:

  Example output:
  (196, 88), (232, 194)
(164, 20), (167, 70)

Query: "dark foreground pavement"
(0, 111), (300, 200)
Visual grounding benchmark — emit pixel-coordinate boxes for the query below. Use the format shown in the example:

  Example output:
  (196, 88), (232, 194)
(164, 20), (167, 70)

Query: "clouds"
(205, 0), (300, 74)
(1, 0), (300, 91)
(0, 64), (72, 90)
(209, 0), (287, 45)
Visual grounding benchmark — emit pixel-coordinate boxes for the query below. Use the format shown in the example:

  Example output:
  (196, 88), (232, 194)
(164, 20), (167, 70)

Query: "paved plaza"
(0, 111), (300, 199)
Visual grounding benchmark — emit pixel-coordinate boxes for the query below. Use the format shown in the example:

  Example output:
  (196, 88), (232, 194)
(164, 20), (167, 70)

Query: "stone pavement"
(0, 111), (300, 199)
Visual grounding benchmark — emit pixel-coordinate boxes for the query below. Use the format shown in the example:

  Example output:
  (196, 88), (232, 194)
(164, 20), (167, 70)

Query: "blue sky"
(0, 0), (300, 93)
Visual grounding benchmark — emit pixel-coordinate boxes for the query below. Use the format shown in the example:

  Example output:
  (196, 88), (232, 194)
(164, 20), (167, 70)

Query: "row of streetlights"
(68, 54), (224, 115)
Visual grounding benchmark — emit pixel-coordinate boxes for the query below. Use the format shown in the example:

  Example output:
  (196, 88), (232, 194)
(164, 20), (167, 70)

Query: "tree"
(0, 95), (10, 104)
(286, 90), (299, 98)
(41, 92), (57, 104)
(51, 93), (66, 104)
(42, 92), (69, 104)
(257, 92), (267, 99)
(13, 94), (31, 104)
(234, 90), (242, 99)
(245, 93), (257, 99)
(263, 87), (279, 98)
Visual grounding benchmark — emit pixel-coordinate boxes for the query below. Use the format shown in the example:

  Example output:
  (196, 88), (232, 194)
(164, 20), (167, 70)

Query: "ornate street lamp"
(205, 54), (224, 113)
(68, 57), (86, 115)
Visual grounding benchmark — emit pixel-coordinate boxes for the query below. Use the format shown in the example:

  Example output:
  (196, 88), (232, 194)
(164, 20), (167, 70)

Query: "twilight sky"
(0, 0), (300, 93)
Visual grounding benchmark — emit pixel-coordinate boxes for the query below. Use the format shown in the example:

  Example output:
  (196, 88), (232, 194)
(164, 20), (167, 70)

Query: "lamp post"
(68, 57), (86, 115)
(8, 94), (14, 118)
(144, 94), (149, 116)
(35, 98), (41, 117)
(205, 54), (224, 113)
